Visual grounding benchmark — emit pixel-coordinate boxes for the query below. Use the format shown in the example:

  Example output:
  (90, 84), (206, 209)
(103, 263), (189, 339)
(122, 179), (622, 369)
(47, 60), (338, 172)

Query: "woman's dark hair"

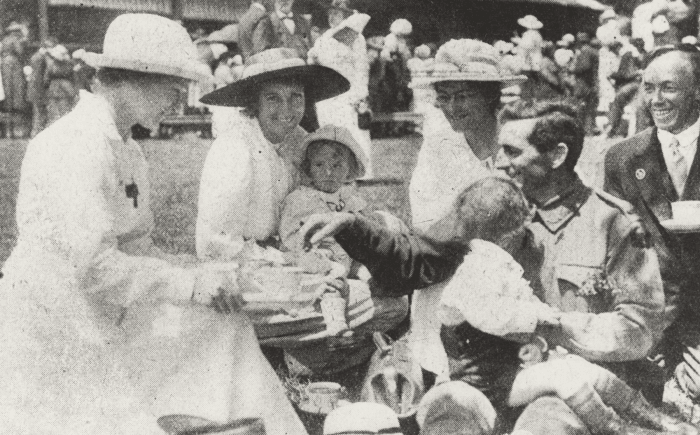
(95, 67), (174, 86)
(240, 77), (307, 118)
(424, 176), (530, 249)
(301, 140), (360, 180)
(499, 99), (584, 171)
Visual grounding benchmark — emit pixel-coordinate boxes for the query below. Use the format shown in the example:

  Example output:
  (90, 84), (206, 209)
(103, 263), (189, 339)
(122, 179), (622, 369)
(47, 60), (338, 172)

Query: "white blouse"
(408, 109), (493, 378)
(196, 113), (299, 259)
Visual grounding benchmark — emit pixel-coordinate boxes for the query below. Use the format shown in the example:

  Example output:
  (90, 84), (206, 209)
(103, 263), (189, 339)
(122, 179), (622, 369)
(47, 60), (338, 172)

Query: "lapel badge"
(635, 169), (646, 180)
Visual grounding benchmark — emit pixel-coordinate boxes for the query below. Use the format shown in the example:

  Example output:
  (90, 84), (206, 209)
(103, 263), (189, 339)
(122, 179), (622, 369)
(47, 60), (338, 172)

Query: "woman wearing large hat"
(407, 39), (526, 379)
(0, 14), (306, 434)
(196, 47), (348, 259)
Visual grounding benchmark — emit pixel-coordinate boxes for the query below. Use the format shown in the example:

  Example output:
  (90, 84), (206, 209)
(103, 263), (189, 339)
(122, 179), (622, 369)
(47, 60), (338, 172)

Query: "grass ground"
(0, 133), (423, 266)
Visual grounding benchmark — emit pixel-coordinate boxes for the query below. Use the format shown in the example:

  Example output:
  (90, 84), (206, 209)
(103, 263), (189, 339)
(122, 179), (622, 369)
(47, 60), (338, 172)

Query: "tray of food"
(239, 251), (346, 329)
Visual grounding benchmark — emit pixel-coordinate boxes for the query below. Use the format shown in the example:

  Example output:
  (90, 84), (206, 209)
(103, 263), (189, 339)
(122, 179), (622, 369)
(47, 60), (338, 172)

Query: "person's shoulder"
(592, 188), (650, 247)
(606, 127), (655, 163)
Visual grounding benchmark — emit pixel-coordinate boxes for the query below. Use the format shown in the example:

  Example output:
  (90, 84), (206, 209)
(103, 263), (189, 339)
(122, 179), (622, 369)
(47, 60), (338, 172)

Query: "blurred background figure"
(309, 1), (373, 176)
(270, 0), (312, 59)
(27, 37), (56, 138)
(407, 44), (436, 115)
(238, 0), (275, 61)
(1, 21), (29, 138)
(570, 31), (599, 134)
(366, 35), (386, 115)
(516, 14), (544, 72)
(44, 44), (77, 127)
(213, 51), (237, 89)
(72, 48), (96, 93)
(379, 19), (413, 134)
(519, 40), (564, 101)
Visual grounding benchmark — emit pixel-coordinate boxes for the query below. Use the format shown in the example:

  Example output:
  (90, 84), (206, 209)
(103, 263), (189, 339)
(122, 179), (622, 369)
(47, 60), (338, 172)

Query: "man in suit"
(238, 0), (276, 61)
(27, 37), (56, 138)
(605, 45), (700, 400)
(269, 0), (311, 60)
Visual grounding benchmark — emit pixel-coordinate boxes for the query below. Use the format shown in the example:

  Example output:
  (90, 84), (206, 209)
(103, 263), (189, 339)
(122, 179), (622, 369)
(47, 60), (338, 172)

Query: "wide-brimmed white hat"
(82, 14), (210, 82)
(200, 48), (349, 107)
(410, 39), (526, 88)
(330, 13), (371, 37)
(324, 403), (401, 435)
(299, 124), (369, 179)
(518, 15), (543, 30)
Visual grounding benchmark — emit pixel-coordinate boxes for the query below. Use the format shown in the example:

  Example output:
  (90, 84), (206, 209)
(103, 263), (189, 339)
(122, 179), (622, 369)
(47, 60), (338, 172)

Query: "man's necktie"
(281, 13), (295, 34)
(669, 137), (689, 197)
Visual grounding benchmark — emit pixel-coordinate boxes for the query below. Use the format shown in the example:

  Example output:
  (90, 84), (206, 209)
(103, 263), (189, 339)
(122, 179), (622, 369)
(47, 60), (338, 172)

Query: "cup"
(671, 201), (700, 223)
(306, 382), (343, 414)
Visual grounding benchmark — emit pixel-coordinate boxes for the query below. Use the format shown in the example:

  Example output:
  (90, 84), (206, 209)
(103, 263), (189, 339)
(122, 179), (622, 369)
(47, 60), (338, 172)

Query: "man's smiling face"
(643, 51), (700, 134)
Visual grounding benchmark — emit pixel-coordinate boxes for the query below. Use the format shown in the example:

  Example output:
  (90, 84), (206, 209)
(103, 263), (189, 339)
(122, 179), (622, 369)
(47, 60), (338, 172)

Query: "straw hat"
(82, 14), (210, 82)
(330, 13), (371, 37)
(323, 403), (401, 435)
(410, 39), (526, 88)
(200, 48), (349, 107)
(518, 15), (543, 30)
(299, 124), (369, 178)
(600, 8), (617, 23)
(390, 19), (413, 36)
(4, 22), (22, 34)
(48, 44), (70, 62)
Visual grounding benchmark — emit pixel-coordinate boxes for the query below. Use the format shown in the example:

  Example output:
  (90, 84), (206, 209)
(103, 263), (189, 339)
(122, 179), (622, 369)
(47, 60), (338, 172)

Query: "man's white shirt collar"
(657, 116), (700, 150)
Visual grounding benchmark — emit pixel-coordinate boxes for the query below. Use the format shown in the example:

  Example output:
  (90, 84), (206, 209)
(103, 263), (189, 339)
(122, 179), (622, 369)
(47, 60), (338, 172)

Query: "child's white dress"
(440, 239), (557, 337)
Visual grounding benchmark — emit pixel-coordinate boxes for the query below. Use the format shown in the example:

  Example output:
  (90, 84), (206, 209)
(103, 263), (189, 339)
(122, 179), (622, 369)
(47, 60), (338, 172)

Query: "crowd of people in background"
(9, 0), (700, 434)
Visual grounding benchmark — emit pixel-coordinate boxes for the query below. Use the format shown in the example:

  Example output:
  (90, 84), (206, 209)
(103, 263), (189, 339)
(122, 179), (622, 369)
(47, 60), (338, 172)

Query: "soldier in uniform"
(494, 100), (665, 434)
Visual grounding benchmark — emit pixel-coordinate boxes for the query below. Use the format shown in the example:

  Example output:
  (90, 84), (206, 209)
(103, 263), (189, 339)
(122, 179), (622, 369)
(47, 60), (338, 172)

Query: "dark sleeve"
(334, 216), (463, 296)
(604, 147), (625, 201)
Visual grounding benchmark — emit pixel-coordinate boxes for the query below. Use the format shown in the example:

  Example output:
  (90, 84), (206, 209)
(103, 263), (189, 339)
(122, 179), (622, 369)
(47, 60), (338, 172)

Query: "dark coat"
(238, 4), (276, 61)
(605, 126), (700, 366)
(27, 49), (47, 105)
(1, 33), (27, 112)
(268, 12), (311, 60)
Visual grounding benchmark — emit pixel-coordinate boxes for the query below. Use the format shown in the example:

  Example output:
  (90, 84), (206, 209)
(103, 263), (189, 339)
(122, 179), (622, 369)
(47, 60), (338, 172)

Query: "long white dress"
(0, 91), (306, 435)
(408, 108), (493, 380)
(310, 32), (373, 177)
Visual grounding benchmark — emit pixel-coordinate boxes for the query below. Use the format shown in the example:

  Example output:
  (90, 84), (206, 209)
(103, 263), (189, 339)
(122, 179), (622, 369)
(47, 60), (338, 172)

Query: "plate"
(661, 220), (700, 233)
(252, 311), (325, 338)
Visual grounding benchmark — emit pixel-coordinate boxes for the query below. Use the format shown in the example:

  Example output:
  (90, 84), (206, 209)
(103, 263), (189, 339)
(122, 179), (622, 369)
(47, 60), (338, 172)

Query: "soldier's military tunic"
(528, 176), (665, 394)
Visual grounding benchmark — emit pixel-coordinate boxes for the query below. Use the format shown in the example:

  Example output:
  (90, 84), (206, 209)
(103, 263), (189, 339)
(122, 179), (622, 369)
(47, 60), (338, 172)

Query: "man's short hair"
(643, 43), (700, 86)
(499, 99), (585, 171)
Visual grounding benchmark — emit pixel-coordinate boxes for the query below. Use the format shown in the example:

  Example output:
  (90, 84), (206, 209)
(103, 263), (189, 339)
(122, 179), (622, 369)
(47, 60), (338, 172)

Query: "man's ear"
(549, 142), (569, 170)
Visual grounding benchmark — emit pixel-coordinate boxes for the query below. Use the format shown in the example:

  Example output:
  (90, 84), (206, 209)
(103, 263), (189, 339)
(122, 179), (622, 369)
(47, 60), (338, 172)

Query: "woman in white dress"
(407, 39), (526, 381)
(0, 15), (306, 435)
(309, 4), (373, 177)
(197, 48), (349, 259)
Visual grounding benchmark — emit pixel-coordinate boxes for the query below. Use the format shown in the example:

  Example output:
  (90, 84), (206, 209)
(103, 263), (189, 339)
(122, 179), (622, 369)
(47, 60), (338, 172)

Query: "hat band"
(242, 58), (307, 80)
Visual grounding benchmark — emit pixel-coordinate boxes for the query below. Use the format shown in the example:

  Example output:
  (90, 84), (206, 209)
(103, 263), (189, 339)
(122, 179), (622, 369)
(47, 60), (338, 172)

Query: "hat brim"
(82, 52), (211, 82)
(410, 73), (527, 89)
(518, 19), (543, 30)
(200, 65), (350, 107)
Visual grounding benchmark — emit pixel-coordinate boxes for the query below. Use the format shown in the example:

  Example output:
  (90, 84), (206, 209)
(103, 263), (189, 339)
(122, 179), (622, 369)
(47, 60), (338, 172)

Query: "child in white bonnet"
(427, 176), (695, 435)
